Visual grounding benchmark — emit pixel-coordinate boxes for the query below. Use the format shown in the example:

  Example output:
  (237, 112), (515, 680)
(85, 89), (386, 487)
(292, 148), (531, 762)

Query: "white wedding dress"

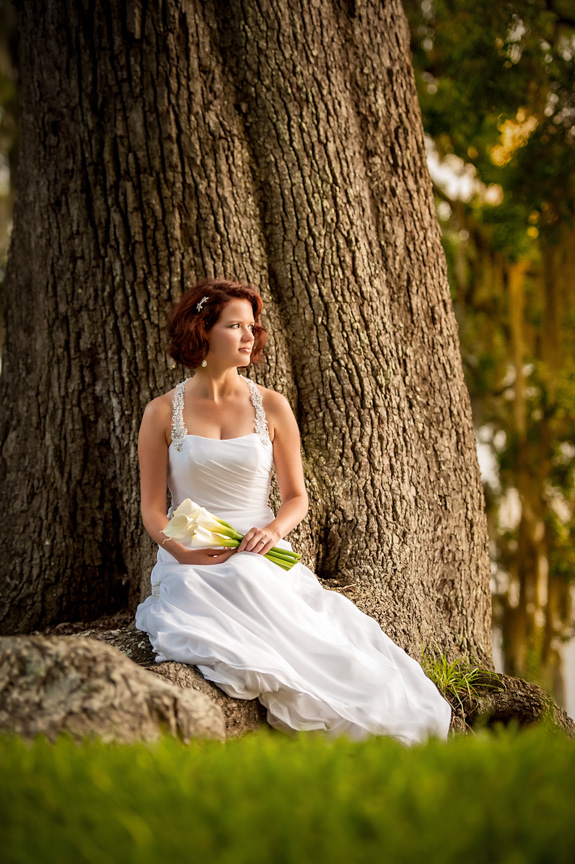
(135, 376), (451, 744)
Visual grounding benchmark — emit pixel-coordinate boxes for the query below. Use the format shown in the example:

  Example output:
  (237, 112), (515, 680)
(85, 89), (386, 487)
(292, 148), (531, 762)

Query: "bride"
(135, 277), (452, 743)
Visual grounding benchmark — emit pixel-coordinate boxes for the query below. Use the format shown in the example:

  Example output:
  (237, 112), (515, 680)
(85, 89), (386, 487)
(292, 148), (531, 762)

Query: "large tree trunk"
(0, 0), (491, 665)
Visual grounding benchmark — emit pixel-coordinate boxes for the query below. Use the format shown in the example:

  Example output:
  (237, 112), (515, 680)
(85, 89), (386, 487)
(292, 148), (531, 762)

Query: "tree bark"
(461, 672), (575, 738)
(0, 0), (491, 666)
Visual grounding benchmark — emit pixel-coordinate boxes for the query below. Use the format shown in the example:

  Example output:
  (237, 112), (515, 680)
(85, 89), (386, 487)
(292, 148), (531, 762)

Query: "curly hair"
(167, 278), (267, 369)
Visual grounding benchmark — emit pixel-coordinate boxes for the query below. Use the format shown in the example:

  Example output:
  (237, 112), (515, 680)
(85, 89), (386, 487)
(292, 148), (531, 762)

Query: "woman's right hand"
(167, 544), (238, 566)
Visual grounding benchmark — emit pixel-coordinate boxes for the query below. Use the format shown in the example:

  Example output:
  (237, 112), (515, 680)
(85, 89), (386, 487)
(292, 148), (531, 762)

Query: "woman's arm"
(138, 396), (236, 566)
(237, 390), (309, 556)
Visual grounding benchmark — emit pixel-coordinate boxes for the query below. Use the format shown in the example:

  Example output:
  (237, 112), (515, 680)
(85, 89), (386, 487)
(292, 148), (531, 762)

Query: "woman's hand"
(164, 541), (238, 566)
(237, 526), (282, 556)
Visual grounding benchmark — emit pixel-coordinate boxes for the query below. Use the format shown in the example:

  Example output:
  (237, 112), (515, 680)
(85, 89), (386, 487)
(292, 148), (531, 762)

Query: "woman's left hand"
(237, 525), (282, 556)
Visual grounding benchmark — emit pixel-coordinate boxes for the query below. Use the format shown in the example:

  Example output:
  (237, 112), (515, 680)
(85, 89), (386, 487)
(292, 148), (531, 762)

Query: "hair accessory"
(196, 296), (209, 312)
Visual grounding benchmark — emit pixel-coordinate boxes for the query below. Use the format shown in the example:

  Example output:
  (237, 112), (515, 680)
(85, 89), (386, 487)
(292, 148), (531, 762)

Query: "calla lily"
(173, 499), (198, 517)
(162, 512), (199, 541)
(161, 498), (302, 570)
(186, 525), (237, 548)
(195, 504), (242, 540)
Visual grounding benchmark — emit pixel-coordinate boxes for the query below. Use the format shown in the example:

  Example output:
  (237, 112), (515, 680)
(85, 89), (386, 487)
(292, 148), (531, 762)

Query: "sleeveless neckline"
(171, 375), (270, 451)
(177, 432), (259, 442)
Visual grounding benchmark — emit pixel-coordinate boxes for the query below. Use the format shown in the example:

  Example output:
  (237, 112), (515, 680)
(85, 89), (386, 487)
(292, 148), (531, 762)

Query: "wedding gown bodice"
(167, 375), (277, 536)
(169, 437), (275, 535)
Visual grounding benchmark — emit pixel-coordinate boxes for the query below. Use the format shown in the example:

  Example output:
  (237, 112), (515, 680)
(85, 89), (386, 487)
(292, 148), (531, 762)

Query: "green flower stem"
(265, 552), (299, 570)
(210, 524), (243, 541)
(264, 554), (292, 571)
(214, 516), (240, 533)
(270, 546), (301, 563)
(207, 536), (298, 567)
(260, 549), (299, 565)
(213, 534), (300, 562)
(213, 517), (301, 559)
(264, 551), (289, 564)
(204, 536), (238, 548)
(183, 532), (300, 570)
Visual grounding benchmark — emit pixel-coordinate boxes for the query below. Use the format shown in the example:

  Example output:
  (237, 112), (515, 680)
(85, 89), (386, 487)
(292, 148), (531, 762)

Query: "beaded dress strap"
(170, 376), (270, 449)
(244, 377), (270, 445)
(171, 379), (190, 452)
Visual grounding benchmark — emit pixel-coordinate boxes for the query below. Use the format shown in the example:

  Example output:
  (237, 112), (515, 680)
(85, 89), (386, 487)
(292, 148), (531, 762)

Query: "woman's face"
(206, 298), (255, 367)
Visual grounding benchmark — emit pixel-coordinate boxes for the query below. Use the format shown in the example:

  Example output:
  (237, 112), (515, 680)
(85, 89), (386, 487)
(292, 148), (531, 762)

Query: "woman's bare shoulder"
(141, 387), (176, 427)
(256, 384), (293, 414)
(256, 385), (298, 441)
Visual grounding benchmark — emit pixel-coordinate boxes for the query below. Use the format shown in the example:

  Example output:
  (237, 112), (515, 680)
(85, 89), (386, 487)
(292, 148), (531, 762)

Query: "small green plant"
(421, 648), (504, 715)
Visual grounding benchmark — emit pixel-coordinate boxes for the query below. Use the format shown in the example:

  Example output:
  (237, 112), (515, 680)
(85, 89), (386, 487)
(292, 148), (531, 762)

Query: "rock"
(73, 624), (270, 738)
(0, 635), (225, 743)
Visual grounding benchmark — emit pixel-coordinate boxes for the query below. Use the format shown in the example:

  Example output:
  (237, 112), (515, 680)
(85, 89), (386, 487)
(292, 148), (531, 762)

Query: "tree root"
(61, 624), (575, 739)
(446, 672), (575, 737)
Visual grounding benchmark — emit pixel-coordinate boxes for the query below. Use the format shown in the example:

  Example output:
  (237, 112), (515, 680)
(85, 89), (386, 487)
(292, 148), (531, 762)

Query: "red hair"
(167, 278), (267, 369)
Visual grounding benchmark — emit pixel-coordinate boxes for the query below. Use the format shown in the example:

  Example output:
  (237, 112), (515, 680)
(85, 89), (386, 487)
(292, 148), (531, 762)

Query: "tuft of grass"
(421, 649), (504, 714)
(1, 726), (575, 864)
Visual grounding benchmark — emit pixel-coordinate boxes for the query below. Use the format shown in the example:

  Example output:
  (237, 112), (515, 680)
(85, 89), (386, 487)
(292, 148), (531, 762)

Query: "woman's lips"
(239, 347), (252, 353)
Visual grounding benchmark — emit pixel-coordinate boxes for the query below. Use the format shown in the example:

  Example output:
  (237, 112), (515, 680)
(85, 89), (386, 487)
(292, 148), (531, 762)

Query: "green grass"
(420, 650), (504, 713)
(1, 726), (574, 864)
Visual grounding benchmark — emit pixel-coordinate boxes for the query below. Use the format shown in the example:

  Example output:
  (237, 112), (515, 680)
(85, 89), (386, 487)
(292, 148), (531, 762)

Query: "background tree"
(0, 0), (492, 670)
(0, 0), (18, 329)
(404, 0), (575, 705)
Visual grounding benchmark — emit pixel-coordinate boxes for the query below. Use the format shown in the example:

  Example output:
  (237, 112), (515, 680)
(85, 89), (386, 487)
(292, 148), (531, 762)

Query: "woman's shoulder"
(252, 383), (300, 444)
(253, 382), (291, 410)
(254, 383), (296, 428)
(141, 385), (179, 427)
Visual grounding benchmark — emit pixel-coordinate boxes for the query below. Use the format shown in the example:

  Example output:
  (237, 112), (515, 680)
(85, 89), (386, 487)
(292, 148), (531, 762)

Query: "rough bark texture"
(0, 635), (226, 742)
(1, 0), (491, 667)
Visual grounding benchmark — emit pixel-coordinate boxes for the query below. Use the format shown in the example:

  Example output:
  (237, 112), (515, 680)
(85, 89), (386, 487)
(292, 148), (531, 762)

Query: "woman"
(135, 278), (452, 743)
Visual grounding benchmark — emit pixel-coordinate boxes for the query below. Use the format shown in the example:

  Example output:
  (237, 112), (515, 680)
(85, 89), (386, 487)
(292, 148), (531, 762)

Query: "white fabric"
(135, 379), (451, 744)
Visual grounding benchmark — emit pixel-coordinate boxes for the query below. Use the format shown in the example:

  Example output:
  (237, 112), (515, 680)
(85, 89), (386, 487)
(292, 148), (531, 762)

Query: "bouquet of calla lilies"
(162, 498), (301, 571)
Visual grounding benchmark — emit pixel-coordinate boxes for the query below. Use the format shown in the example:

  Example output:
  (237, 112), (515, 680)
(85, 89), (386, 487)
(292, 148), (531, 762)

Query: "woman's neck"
(188, 367), (244, 402)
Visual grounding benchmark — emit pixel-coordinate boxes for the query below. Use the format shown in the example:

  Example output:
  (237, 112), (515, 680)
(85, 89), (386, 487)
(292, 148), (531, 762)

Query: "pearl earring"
(201, 359), (207, 368)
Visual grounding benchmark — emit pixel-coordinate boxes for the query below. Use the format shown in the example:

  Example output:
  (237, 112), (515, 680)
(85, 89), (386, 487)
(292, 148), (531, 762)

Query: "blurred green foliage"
(407, 0), (575, 238)
(404, 0), (575, 698)
(1, 727), (574, 864)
